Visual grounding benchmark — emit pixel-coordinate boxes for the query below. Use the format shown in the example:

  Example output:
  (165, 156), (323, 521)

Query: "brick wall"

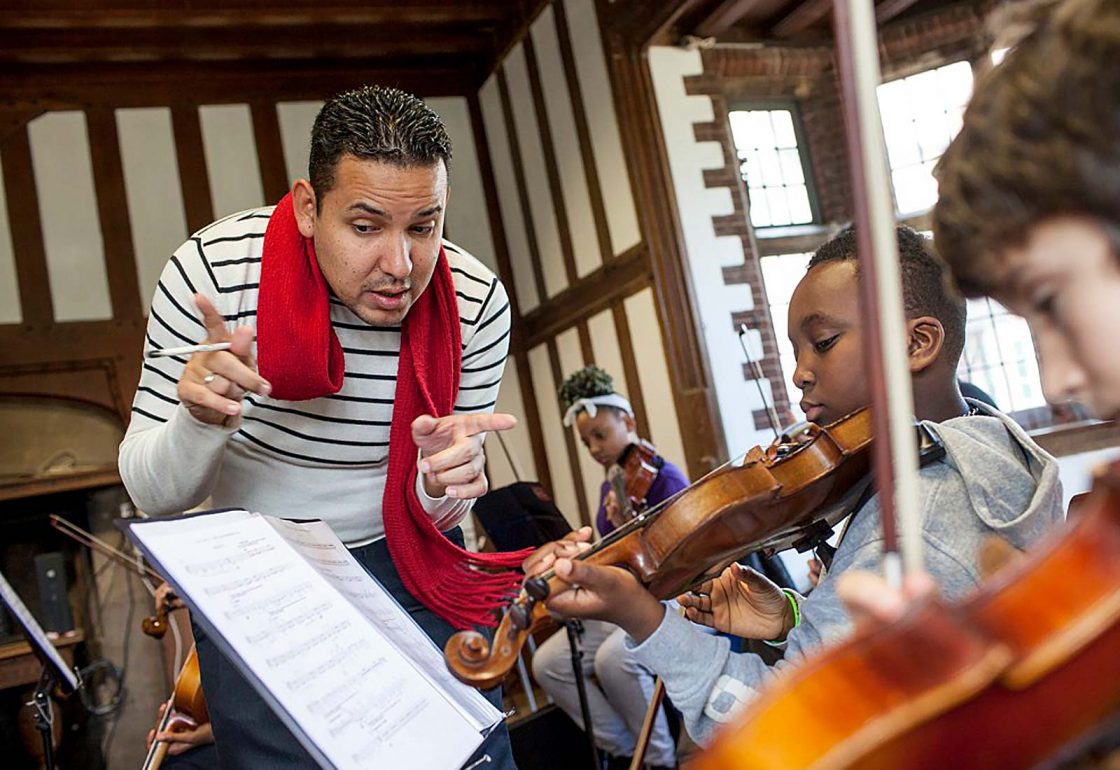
(681, 3), (991, 433)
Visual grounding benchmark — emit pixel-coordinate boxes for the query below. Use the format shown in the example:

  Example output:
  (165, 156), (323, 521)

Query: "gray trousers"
(531, 619), (676, 767)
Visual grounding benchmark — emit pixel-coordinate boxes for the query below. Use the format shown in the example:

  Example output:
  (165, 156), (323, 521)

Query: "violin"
(444, 408), (876, 689)
(690, 462), (1120, 770)
(607, 439), (660, 525)
(141, 648), (209, 770)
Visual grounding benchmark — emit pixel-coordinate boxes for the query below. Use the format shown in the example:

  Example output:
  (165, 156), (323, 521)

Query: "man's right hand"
(177, 294), (270, 426)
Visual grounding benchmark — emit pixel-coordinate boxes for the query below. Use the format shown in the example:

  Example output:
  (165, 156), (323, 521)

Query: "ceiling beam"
(694, 0), (771, 37)
(603, 0), (711, 47)
(0, 25), (493, 65)
(769, 0), (833, 38)
(874, 0), (925, 24)
(0, 7), (508, 29)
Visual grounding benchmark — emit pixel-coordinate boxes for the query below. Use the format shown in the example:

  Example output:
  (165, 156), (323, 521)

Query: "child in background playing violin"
(531, 365), (687, 770)
(838, 0), (1120, 624)
(525, 226), (1065, 746)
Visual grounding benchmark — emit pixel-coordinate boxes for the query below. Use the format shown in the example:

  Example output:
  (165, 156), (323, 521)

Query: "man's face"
(305, 155), (448, 326)
(787, 261), (870, 425)
(997, 216), (1120, 419)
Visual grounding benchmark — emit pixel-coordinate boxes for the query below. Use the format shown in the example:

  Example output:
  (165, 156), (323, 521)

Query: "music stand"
(0, 569), (81, 770)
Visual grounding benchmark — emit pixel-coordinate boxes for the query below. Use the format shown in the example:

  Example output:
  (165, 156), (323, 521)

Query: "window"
(877, 61), (974, 215)
(958, 298), (1047, 413)
(729, 108), (816, 228)
(759, 251), (813, 419)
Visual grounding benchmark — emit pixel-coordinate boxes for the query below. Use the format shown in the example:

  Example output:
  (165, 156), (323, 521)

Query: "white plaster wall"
(531, 5), (602, 276)
(27, 111), (113, 322)
(116, 107), (189, 313)
(564, 0), (641, 255)
(479, 75), (541, 314)
(276, 100), (323, 186)
(427, 96), (499, 274)
(529, 343), (580, 526)
(0, 155), (21, 324)
(555, 326), (605, 521)
(198, 104), (265, 217)
(647, 47), (774, 459)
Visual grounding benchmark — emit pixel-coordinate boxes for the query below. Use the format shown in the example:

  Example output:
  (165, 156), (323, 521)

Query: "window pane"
(766, 186), (792, 226)
(730, 107), (816, 228)
(878, 61), (975, 215)
(778, 148), (805, 185)
(760, 252), (813, 416)
(787, 185), (813, 223)
(771, 111), (797, 148)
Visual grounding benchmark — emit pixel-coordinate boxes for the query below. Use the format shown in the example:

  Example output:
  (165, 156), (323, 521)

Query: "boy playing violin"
(525, 224), (1065, 745)
(836, 0), (1120, 625)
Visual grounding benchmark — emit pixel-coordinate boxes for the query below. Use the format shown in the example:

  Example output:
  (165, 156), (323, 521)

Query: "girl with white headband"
(532, 365), (688, 770)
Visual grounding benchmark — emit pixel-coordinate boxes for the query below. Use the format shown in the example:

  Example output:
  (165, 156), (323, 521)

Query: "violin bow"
(831, 0), (924, 586)
(49, 514), (163, 585)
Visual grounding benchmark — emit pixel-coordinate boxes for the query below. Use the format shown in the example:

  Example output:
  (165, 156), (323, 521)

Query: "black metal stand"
(565, 620), (601, 770)
(28, 664), (57, 770)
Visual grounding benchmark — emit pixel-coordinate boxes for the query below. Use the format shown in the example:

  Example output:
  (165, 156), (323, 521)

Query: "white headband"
(562, 393), (634, 427)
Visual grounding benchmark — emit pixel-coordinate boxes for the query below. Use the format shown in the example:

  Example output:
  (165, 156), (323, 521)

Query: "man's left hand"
(412, 413), (517, 499)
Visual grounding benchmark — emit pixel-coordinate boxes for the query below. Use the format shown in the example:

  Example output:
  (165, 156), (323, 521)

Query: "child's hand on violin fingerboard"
(547, 558), (666, 643)
(678, 563), (793, 641)
(522, 527), (593, 577)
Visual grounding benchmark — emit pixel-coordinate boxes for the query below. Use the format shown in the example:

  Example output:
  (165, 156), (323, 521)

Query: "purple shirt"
(596, 457), (690, 537)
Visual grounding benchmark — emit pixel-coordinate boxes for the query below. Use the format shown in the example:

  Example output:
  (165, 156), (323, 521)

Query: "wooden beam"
(0, 59), (478, 110)
(553, 0), (611, 265)
(547, 337), (591, 526)
(522, 33), (579, 287)
(86, 107), (144, 320)
(520, 244), (652, 350)
(467, 90), (552, 491)
(599, 29), (729, 479)
(250, 102), (291, 205)
(603, 0), (711, 47)
(611, 301), (651, 440)
(0, 25), (493, 65)
(170, 106), (214, 235)
(0, 124), (53, 328)
(495, 66), (549, 305)
(695, 0), (771, 38)
(874, 0), (924, 24)
(770, 0), (833, 38)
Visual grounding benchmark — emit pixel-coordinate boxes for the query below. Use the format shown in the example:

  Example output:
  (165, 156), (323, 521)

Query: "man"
(119, 85), (520, 769)
(525, 226), (1063, 745)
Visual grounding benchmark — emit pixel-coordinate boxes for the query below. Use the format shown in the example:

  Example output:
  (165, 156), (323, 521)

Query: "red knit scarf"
(258, 194), (529, 629)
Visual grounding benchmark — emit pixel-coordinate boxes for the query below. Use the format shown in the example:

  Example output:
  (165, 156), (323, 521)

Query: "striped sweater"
(119, 207), (511, 546)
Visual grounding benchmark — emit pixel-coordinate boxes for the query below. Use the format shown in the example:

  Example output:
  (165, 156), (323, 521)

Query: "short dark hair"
(308, 85), (452, 208)
(933, 0), (1120, 297)
(808, 225), (967, 366)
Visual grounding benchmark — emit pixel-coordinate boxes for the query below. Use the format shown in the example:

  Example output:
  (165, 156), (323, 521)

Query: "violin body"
(141, 648), (209, 770)
(609, 440), (661, 521)
(691, 464), (1120, 770)
(445, 409), (875, 689)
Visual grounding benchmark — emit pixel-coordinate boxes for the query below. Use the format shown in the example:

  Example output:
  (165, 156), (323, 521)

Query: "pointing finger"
(193, 294), (231, 344)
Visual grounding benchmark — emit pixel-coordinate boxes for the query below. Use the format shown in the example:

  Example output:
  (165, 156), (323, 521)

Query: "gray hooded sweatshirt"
(626, 404), (1065, 745)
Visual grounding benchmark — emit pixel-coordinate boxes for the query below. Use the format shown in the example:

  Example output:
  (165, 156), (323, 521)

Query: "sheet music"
(129, 509), (486, 770)
(0, 570), (79, 691)
(265, 517), (501, 732)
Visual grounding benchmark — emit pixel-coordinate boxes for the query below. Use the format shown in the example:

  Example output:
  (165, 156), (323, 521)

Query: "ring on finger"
(203, 373), (218, 384)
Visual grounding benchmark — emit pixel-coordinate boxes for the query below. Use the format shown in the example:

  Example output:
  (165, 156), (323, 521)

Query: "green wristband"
(765, 589), (800, 646)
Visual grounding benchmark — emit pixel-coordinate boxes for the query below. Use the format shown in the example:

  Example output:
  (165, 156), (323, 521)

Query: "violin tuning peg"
(524, 577), (551, 602)
(509, 603), (530, 631)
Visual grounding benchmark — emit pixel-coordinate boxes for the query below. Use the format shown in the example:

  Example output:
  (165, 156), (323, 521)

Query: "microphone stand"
(565, 620), (601, 769)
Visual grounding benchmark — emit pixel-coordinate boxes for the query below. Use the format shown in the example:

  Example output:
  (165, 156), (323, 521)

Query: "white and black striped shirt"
(119, 207), (511, 545)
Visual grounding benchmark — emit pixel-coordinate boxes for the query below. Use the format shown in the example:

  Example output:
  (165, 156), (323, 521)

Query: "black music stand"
(473, 483), (600, 768)
(0, 569), (82, 770)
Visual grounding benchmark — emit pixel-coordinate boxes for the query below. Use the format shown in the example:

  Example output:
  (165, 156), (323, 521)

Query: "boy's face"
(997, 216), (1120, 419)
(787, 261), (870, 425)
